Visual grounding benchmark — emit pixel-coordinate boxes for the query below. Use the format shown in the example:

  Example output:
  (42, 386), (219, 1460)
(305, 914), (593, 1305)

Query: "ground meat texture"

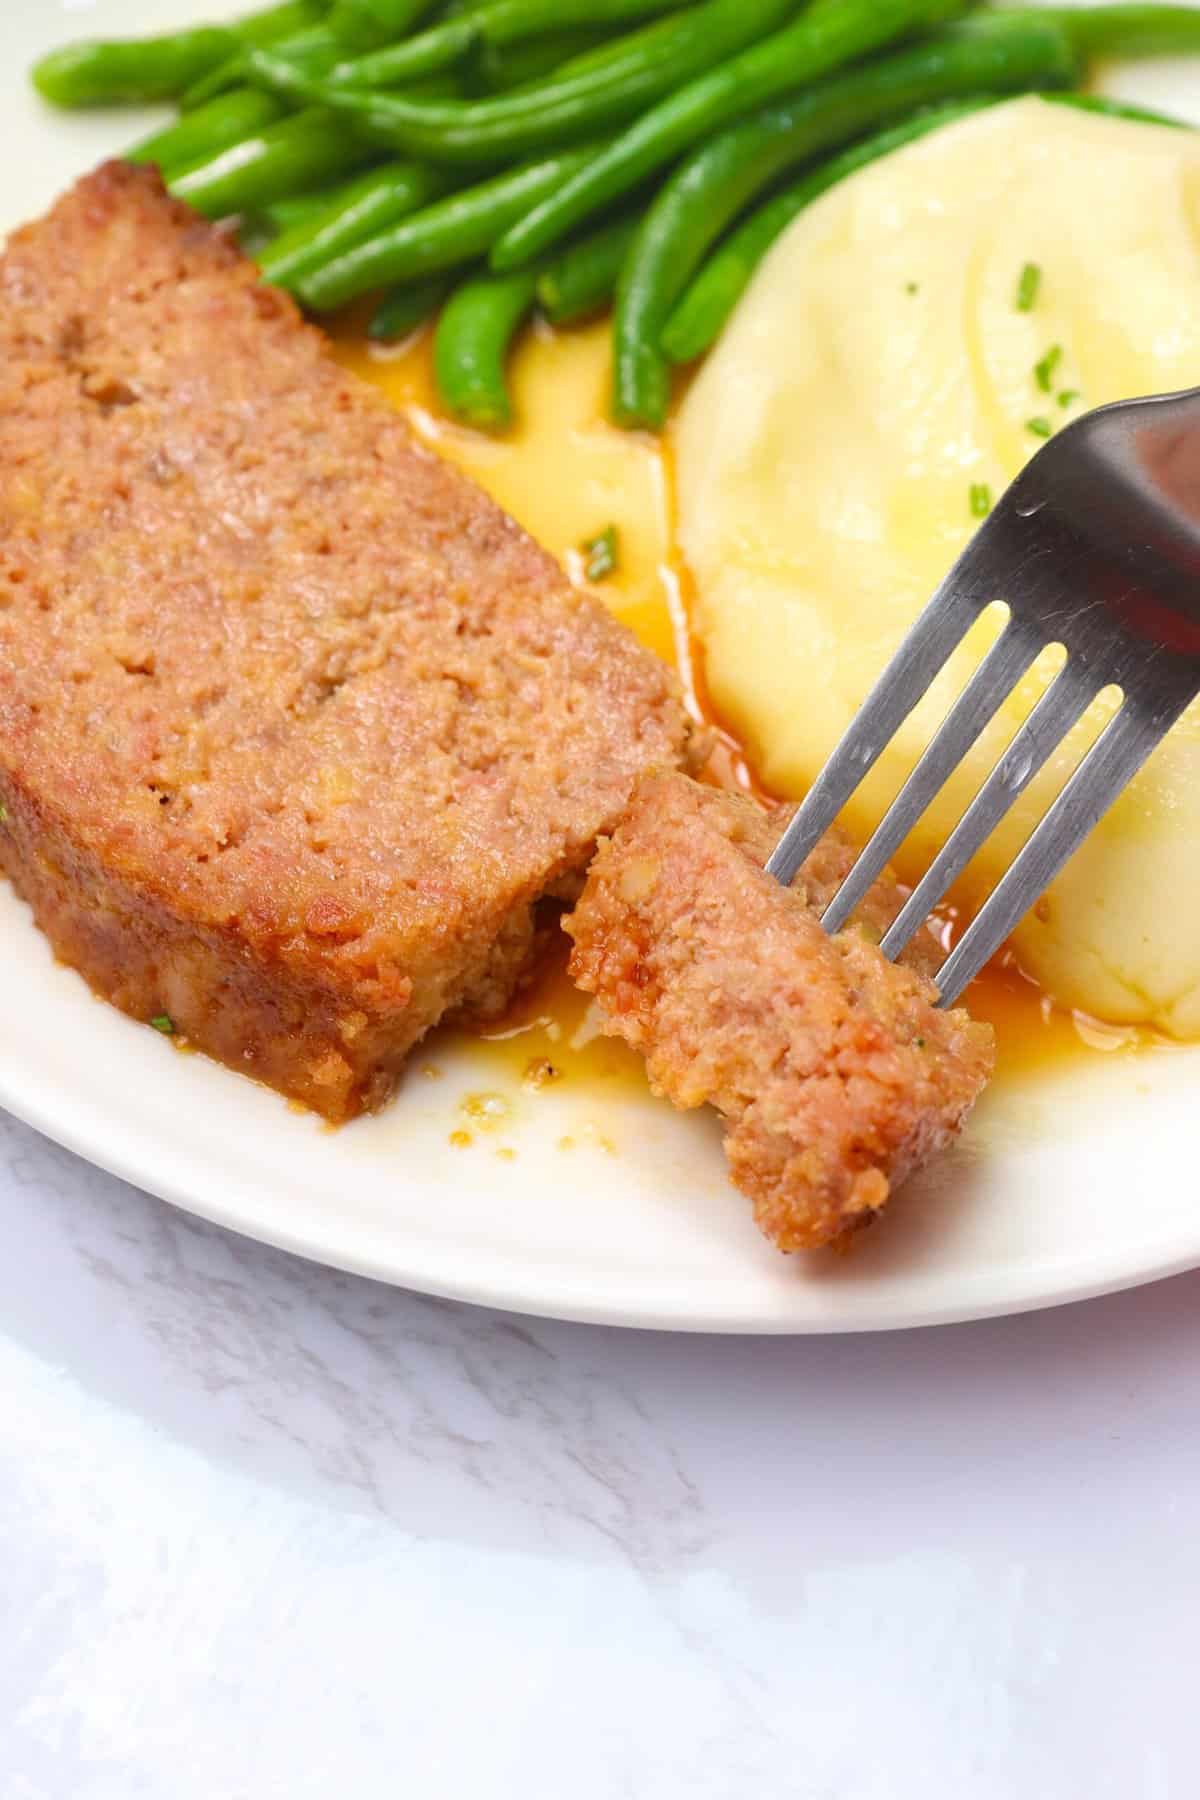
(565, 774), (995, 1251)
(0, 163), (688, 1120)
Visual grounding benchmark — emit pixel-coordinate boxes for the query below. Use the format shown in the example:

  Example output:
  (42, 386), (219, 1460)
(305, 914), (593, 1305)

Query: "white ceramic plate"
(3, 0), (1198, 1332)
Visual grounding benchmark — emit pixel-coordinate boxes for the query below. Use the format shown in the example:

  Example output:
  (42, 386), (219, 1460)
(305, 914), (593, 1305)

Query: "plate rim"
(3, 1019), (1199, 1335)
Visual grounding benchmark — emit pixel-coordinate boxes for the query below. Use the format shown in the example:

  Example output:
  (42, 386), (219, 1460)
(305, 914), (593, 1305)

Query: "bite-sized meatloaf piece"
(565, 774), (995, 1251)
(0, 162), (687, 1119)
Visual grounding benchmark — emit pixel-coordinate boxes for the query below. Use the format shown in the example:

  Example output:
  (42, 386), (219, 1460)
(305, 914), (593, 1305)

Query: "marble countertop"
(2, 1105), (1197, 1798)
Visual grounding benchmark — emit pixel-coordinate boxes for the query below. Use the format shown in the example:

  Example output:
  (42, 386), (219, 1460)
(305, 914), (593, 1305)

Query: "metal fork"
(766, 387), (1200, 1007)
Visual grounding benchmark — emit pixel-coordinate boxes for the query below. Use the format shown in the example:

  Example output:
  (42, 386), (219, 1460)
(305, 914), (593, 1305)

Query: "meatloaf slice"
(0, 162), (687, 1119)
(565, 774), (995, 1251)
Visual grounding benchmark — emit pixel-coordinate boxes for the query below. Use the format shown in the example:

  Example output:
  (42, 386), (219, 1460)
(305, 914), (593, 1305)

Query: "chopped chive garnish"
(0, 804), (8, 825)
(916, 1037), (926, 1049)
(1026, 416), (1053, 439)
(1057, 388), (1081, 410)
(150, 1014), (175, 1035)
(1035, 344), (1062, 392)
(969, 482), (992, 519)
(582, 524), (619, 582)
(905, 280), (919, 295)
(1016, 261), (1042, 312)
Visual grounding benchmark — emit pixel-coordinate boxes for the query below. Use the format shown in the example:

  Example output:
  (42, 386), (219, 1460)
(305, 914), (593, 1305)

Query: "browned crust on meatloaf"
(0, 162), (687, 1118)
(565, 774), (995, 1251)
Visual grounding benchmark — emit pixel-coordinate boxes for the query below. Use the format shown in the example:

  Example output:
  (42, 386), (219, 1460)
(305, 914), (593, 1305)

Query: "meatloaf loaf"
(0, 162), (687, 1118)
(565, 774), (995, 1251)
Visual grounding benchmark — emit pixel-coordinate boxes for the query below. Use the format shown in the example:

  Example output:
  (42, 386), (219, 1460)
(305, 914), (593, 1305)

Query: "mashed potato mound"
(676, 96), (1200, 1038)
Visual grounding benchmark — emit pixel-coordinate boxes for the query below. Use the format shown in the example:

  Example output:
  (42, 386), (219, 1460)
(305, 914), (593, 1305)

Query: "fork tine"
(934, 692), (1194, 1008)
(819, 614), (1043, 936)
(878, 655), (1100, 962)
(765, 581), (985, 887)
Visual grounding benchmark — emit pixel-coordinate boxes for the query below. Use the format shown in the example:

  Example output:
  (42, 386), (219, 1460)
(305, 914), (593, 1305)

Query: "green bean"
(235, 36), (472, 112)
(170, 106), (377, 220)
(434, 267), (541, 427)
(299, 141), (603, 309)
(331, 16), (478, 85)
(228, 5), (429, 103)
(260, 196), (331, 235)
(380, 72), (473, 102)
(299, 0), (798, 165)
(183, 55), (268, 110)
(259, 160), (451, 287)
(328, 0), (442, 50)
(491, 0), (972, 272)
(182, 56), (252, 110)
(127, 89), (287, 176)
(241, 0), (334, 45)
(33, 27), (238, 108)
(232, 0), (334, 47)
(551, 8), (699, 78)
(536, 215), (638, 324)
(661, 98), (994, 364)
(32, 2), (326, 108)
(472, 29), (613, 93)
(260, 11), (649, 105)
(188, 0), (433, 108)
(612, 14), (1078, 427)
(186, 23), (345, 107)
(1044, 89), (1192, 127)
(328, 0), (696, 91)
(255, 176), (372, 236)
(241, 37), (359, 101)
(251, 5), (680, 105)
(1001, 5), (1200, 59)
(368, 275), (455, 339)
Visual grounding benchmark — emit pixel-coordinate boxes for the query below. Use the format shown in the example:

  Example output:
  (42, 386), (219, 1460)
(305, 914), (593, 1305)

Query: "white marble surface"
(1, 1105), (1197, 1797)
